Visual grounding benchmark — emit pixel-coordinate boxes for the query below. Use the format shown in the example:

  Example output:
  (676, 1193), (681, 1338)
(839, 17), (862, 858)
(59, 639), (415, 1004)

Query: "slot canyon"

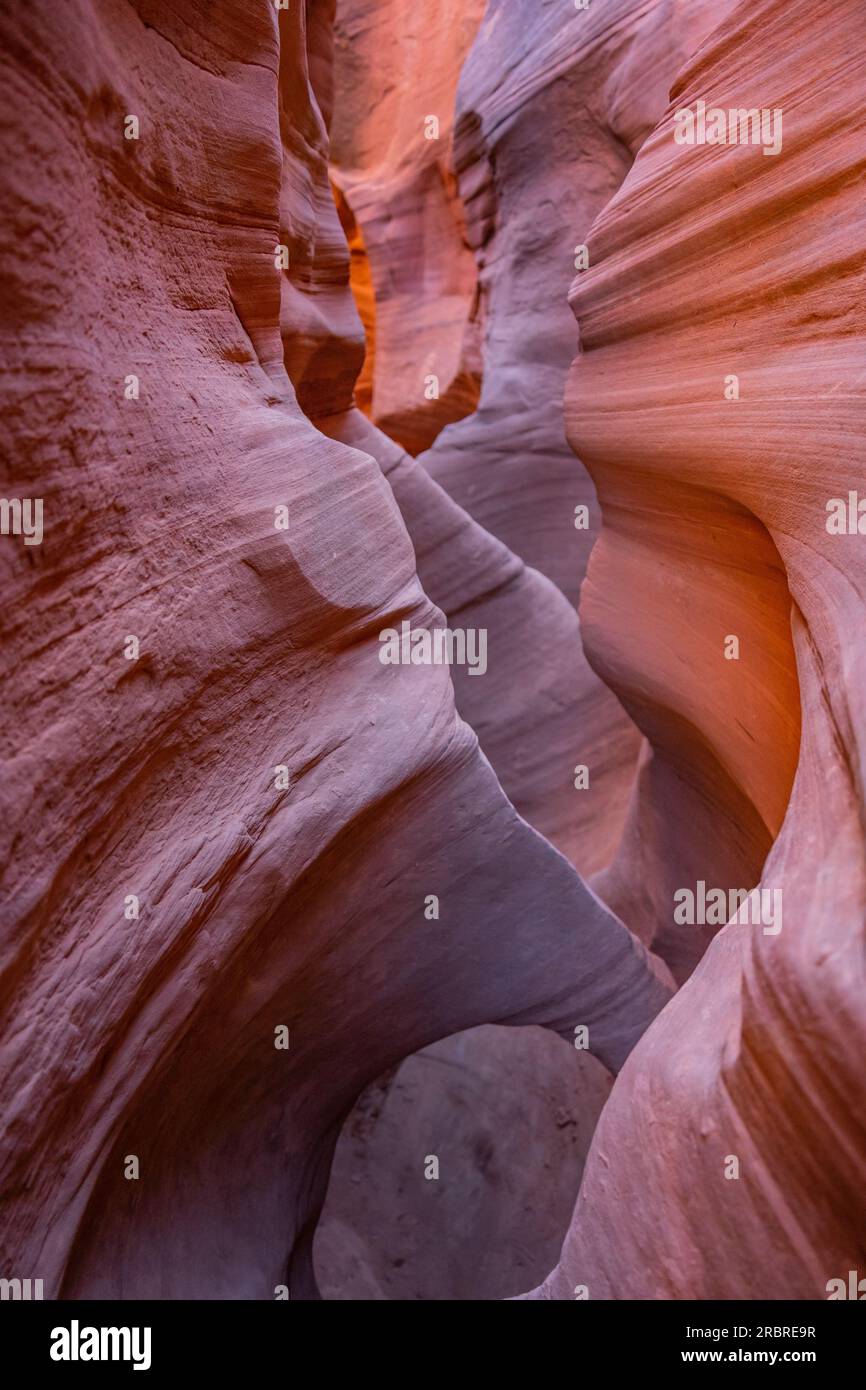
(0, 0), (864, 1311)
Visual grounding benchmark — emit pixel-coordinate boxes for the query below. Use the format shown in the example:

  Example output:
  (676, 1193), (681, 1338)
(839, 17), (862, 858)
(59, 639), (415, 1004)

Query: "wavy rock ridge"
(1, 0), (863, 1303)
(0, 0), (669, 1300)
(326, 0), (865, 1300)
(536, 0), (866, 1298)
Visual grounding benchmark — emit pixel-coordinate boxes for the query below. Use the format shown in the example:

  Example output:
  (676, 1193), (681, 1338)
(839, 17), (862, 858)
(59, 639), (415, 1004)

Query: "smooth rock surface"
(0, 0), (670, 1300)
(532, 0), (865, 1299)
(329, 0), (486, 454)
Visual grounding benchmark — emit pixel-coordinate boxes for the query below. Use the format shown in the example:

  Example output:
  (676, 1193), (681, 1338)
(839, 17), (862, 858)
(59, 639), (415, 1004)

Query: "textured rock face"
(329, 0), (486, 455)
(314, 0), (730, 1297)
(290, 0), (664, 1295)
(3, 0), (863, 1306)
(330, 0), (743, 895)
(316, 1027), (613, 1300)
(321, 0), (866, 1303)
(317, 6), (742, 1298)
(0, 0), (671, 1300)
(412, 0), (737, 612)
(532, 0), (866, 1298)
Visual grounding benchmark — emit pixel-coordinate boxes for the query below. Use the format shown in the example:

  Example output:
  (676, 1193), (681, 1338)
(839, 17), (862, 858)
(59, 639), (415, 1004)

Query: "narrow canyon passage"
(312, 0), (804, 1297)
(1, 0), (864, 1315)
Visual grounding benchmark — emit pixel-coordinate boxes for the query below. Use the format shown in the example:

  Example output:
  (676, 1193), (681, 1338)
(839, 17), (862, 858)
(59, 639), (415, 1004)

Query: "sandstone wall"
(0, 0), (669, 1300)
(533, 0), (866, 1298)
(2, 0), (863, 1305)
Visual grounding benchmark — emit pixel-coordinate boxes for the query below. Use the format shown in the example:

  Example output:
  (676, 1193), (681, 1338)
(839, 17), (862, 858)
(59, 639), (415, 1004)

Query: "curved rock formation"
(0, 0), (670, 1301)
(419, 0), (736, 610)
(2, 0), (863, 1306)
(315, 1026), (613, 1300)
(283, 0), (663, 1295)
(329, 0), (485, 455)
(330, 0), (745, 900)
(302, 0), (780, 1299)
(532, 0), (865, 1298)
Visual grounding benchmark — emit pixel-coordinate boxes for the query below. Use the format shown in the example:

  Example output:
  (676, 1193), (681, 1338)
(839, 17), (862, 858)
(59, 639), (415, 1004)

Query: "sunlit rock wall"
(533, 0), (864, 1299)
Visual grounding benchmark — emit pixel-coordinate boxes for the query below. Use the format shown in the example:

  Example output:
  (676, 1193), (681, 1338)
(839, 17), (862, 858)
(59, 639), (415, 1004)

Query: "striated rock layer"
(2, 0), (862, 1305)
(533, 0), (865, 1299)
(329, 0), (486, 455)
(331, 0), (747, 908)
(421, 0), (736, 612)
(314, 0), (743, 1297)
(0, 0), (671, 1300)
(285, 0), (661, 1295)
